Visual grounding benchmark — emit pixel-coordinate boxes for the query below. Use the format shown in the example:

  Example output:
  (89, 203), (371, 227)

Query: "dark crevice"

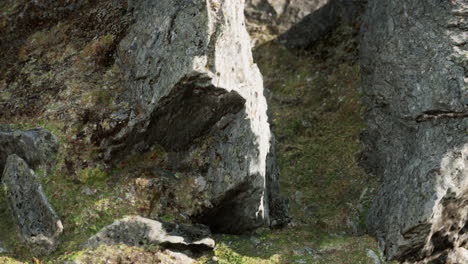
(430, 231), (454, 255)
(194, 180), (262, 234)
(415, 110), (468, 122)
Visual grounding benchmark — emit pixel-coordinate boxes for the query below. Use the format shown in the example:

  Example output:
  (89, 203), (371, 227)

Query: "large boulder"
(278, 0), (365, 49)
(2, 154), (63, 256)
(0, 128), (58, 176)
(102, 0), (288, 233)
(361, 0), (467, 263)
(86, 216), (214, 252)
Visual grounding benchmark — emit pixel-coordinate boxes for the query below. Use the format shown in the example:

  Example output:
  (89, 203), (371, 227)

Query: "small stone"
(81, 186), (96, 196)
(304, 246), (315, 255)
(366, 249), (383, 264)
(212, 256), (218, 262)
(194, 176), (207, 193)
(301, 120), (313, 128)
(0, 241), (7, 254)
(304, 246), (321, 259)
(303, 204), (318, 216)
(294, 191), (303, 205)
(250, 236), (261, 246)
(293, 248), (305, 256)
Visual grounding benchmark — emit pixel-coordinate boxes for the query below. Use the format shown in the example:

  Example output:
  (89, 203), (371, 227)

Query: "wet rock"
(0, 128), (58, 176)
(86, 216), (214, 253)
(102, 0), (287, 233)
(361, 0), (468, 262)
(2, 154), (63, 256)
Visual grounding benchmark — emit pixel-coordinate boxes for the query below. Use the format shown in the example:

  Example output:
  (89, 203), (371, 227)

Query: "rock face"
(245, 0), (365, 48)
(245, 0), (329, 35)
(361, 0), (468, 263)
(0, 128), (58, 175)
(86, 216), (214, 252)
(2, 154), (63, 256)
(278, 0), (365, 49)
(102, 0), (287, 232)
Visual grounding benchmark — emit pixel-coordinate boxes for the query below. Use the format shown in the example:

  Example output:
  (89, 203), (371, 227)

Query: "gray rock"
(304, 246), (321, 258)
(293, 248), (305, 256)
(278, 0), (366, 49)
(2, 154), (63, 256)
(250, 236), (262, 246)
(245, 0), (365, 48)
(0, 241), (7, 254)
(245, 0), (329, 34)
(0, 128), (58, 177)
(366, 249), (383, 264)
(86, 216), (214, 252)
(361, 0), (468, 262)
(294, 190), (303, 205)
(102, 0), (287, 232)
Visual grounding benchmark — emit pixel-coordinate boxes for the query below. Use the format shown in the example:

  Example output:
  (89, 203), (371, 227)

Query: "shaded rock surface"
(278, 0), (366, 49)
(2, 154), (63, 256)
(361, 0), (468, 263)
(245, 0), (329, 35)
(0, 128), (58, 175)
(86, 216), (214, 253)
(245, 0), (365, 48)
(101, 0), (287, 232)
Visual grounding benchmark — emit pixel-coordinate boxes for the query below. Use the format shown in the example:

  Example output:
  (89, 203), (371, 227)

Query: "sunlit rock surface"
(102, 0), (288, 233)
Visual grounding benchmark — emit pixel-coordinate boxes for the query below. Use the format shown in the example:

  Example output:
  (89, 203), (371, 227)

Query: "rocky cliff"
(361, 0), (468, 263)
(0, 0), (287, 260)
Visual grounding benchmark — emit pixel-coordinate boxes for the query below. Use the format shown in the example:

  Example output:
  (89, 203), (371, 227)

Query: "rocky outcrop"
(86, 216), (214, 252)
(0, 128), (58, 175)
(278, 0), (365, 49)
(245, 0), (329, 35)
(2, 154), (63, 256)
(361, 0), (467, 263)
(101, 0), (288, 233)
(245, 0), (365, 48)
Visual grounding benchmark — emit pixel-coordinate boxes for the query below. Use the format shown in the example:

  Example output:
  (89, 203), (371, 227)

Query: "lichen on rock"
(0, 128), (58, 175)
(85, 216), (214, 252)
(101, 0), (288, 233)
(2, 154), (63, 256)
(361, 0), (468, 262)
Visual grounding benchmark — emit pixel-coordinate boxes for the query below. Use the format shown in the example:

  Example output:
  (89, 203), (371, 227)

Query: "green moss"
(77, 166), (109, 185)
(0, 188), (26, 260)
